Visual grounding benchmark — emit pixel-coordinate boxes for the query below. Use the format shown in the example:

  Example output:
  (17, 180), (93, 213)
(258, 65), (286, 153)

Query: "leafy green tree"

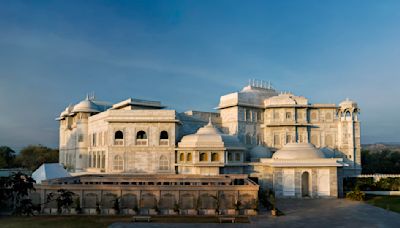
(362, 149), (400, 174)
(47, 189), (75, 214)
(5, 172), (36, 215)
(0, 146), (16, 168)
(15, 145), (58, 171)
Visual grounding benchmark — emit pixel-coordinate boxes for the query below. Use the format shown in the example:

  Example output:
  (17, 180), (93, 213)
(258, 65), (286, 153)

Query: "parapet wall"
(31, 174), (259, 216)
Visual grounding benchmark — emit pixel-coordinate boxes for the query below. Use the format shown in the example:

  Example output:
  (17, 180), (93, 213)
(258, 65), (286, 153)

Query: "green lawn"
(365, 195), (400, 213)
(0, 215), (249, 227)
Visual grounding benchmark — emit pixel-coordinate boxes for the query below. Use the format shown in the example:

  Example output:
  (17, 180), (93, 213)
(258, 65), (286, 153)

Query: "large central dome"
(272, 143), (325, 159)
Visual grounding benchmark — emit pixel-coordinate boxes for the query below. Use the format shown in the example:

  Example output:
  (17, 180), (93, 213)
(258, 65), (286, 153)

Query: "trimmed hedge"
(344, 177), (400, 191)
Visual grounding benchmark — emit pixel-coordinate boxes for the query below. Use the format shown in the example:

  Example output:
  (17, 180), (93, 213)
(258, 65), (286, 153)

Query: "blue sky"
(0, 0), (399, 150)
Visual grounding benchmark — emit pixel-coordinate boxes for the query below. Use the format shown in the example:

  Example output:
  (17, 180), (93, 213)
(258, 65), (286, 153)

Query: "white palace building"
(31, 80), (361, 214)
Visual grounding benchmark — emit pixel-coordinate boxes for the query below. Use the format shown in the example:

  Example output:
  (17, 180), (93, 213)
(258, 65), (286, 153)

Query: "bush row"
(344, 177), (400, 191)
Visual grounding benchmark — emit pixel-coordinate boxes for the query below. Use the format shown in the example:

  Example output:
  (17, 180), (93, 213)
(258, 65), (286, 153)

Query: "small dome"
(58, 105), (73, 119)
(272, 143), (325, 159)
(339, 98), (358, 109)
(72, 96), (100, 113)
(178, 119), (243, 148)
(60, 108), (69, 117)
(195, 121), (221, 135)
(250, 145), (272, 161)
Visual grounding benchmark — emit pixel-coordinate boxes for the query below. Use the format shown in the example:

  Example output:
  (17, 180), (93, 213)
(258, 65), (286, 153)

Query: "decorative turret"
(337, 98), (361, 175)
(339, 98), (360, 121)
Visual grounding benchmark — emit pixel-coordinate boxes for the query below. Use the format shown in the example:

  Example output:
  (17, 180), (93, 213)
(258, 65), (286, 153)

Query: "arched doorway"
(301, 172), (310, 197)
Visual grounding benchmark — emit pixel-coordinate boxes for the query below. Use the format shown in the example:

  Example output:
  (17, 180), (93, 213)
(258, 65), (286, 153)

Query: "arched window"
(274, 134), (280, 146)
(101, 152), (105, 169)
(311, 111), (318, 121)
(326, 135), (333, 148)
(245, 134), (252, 145)
(93, 153), (97, 168)
(200, 153), (208, 162)
(179, 153), (185, 162)
(115, 131), (123, 139)
(136, 131), (147, 139)
(345, 111), (351, 120)
(256, 134), (262, 145)
(186, 153), (192, 162)
(88, 153), (92, 167)
(325, 112), (332, 121)
(114, 130), (124, 145)
(245, 109), (251, 121)
(297, 111), (303, 120)
(228, 153), (233, 162)
(257, 111), (262, 121)
(159, 131), (169, 145)
(311, 135), (319, 147)
(211, 153), (219, 162)
(235, 152), (241, 161)
(159, 155), (169, 171)
(286, 135), (292, 144)
(136, 130), (148, 145)
(160, 131), (168, 139)
(96, 151), (100, 168)
(113, 155), (123, 171)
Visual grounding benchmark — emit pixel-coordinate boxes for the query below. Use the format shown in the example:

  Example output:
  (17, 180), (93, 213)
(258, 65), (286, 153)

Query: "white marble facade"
(57, 81), (361, 198)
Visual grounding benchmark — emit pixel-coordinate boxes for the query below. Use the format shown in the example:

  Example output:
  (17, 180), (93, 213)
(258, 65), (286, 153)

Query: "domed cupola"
(72, 95), (100, 113)
(56, 105), (74, 120)
(338, 98), (360, 121)
(272, 143), (325, 160)
(249, 144), (272, 162)
(339, 98), (358, 110)
(178, 118), (244, 148)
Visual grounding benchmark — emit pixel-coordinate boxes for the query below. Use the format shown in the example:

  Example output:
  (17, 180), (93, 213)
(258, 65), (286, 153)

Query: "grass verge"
(365, 195), (400, 213)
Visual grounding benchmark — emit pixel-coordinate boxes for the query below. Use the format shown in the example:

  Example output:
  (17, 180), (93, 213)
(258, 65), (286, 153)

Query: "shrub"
(112, 197), (120, 214)
(75, 197), (82, 214)
(375, 178), (400, 191)
(346, 187), (365, 201)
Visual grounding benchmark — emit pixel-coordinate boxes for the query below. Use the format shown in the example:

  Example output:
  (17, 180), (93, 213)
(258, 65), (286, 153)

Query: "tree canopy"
(15, 145), (59, 171)
(0, 145), (58, 171)
(0, 146), (16, 168)
(362, 149), (400, 174)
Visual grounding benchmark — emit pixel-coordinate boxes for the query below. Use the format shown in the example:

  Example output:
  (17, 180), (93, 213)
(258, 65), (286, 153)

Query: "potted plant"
(211, 195), (220, 215)
(234, 200), (241, 215)
(173, 202), (180, 215)
(75, 197), (82, 214)
(195, 197), (200, 215)
(112, 197), (120, 215)
(269, 191), (277, 216)
(96, 201), (101, 215)
(133, 205), (139, 215)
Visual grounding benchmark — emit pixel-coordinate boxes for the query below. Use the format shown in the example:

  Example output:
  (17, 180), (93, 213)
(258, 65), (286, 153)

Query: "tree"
(362, 149), (400, 174)
(47, 189), (75, 214)
(5, 172), (36, 215)
(15, 145), (58, 171)
(0, 146), (16, 168)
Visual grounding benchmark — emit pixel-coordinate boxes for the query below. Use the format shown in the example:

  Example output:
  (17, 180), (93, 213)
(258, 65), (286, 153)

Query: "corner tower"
(338, 98), (361, 175)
